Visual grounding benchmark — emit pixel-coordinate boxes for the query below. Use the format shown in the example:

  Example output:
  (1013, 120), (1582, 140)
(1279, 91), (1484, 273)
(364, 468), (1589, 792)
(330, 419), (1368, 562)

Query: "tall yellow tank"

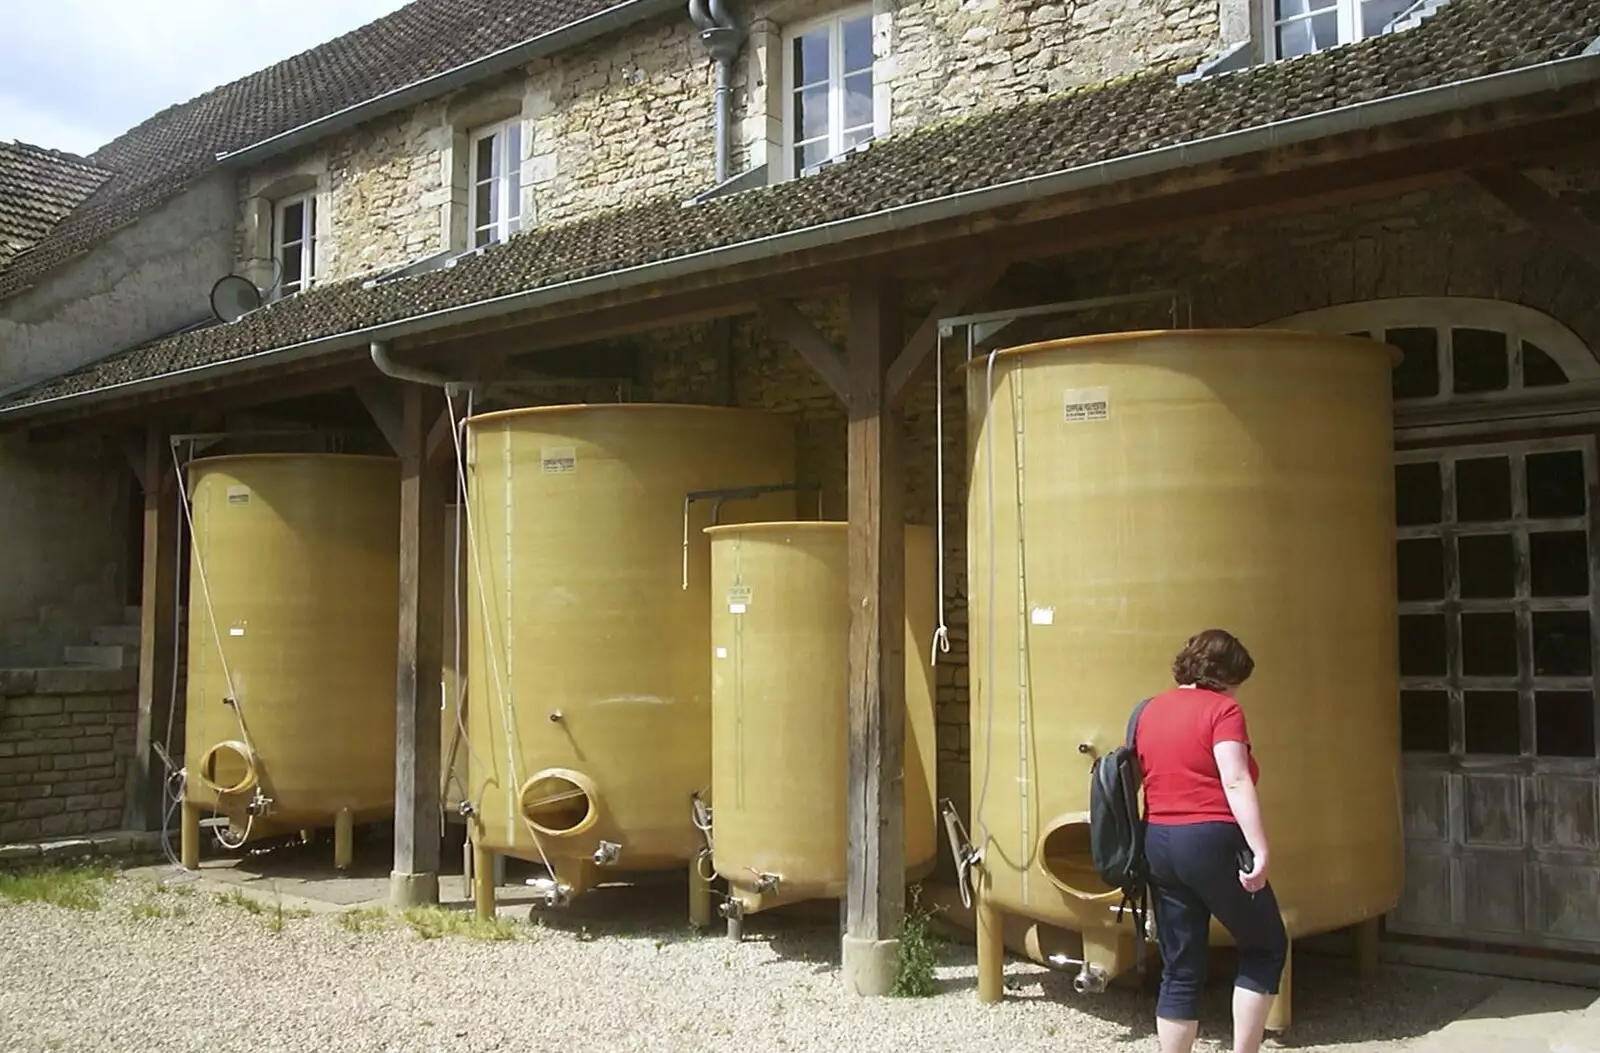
(964, 329), (1401, 998)
(462, 404), (796, 908)
(180, 454), (400, 862)
(705, 521), (939, 929)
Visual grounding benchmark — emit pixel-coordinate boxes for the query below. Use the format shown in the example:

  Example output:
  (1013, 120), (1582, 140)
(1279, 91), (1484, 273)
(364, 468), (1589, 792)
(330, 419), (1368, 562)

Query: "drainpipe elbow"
(369, 339), (458, 392)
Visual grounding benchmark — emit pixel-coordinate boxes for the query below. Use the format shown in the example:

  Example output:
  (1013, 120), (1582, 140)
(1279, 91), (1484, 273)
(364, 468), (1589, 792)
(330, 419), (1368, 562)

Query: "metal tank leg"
(461, 836), (473, 885)
(976, 891), (1005, 1004)
(180, 799), (201, 870)
(689, 856), (713, 930)
(333, 808), (354, 871)
(472, 836), (496, 922)
(1266, 935), (1293, 1033)
(1353, 918), (1380, 980)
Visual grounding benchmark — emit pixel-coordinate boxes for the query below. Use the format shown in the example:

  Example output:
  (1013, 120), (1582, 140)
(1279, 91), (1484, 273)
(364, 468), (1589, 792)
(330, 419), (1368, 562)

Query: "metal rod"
(938, 289), (1186, 335)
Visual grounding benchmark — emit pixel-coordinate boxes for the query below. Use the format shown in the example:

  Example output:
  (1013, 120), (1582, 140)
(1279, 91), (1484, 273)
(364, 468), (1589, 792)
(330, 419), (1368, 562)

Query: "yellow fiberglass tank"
(462, 404), (796, 912)
(179, 454), (400, 869)
(705, 521), (939, 933)
(964, 329), (1401, 1002)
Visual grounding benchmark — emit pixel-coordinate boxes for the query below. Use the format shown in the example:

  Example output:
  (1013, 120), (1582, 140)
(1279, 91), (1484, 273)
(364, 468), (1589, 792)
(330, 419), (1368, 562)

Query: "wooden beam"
(124, 427), (179, 832)
(424, 407), (456, 471)
(115, 428), (149, 491)
(887, 262), (1010, 408)
(1470, 166), (1600, 276)
(759, 298), (851, 402)
(355, 380), (406, 455)
(390, 384), (446, 907)
(842, 279), (907, 995)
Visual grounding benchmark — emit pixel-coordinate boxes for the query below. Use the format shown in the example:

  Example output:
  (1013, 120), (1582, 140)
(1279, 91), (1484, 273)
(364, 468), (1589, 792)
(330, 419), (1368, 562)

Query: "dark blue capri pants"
(1145, 821), (1289, 1021)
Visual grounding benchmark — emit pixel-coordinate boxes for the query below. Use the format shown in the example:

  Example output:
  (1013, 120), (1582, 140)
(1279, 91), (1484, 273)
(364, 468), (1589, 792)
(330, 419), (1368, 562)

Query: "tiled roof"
(0, 0), (658, 300)
(4, 0), (1598, 414)
(0, 142), (111, 267)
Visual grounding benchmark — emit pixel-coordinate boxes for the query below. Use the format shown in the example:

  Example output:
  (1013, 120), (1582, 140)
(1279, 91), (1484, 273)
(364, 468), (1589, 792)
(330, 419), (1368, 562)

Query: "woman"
(1133, 629), (1287, 1053)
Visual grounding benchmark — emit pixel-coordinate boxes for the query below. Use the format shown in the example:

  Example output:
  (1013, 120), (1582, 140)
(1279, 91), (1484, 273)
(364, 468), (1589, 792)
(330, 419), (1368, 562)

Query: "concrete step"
(91, 625), (142, 648)
(62, 644), (137, 669)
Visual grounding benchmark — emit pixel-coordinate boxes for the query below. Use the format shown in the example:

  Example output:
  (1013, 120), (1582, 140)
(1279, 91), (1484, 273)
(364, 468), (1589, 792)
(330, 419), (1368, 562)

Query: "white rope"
(974, 342), (1002, 850)
(445, 389), (560, 885)
(929, 332), (951, 668)
(168, 440), (256, 852)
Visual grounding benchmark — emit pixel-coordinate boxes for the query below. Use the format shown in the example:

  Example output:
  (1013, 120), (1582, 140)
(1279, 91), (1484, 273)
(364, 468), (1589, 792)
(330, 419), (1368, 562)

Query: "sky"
(0, 0), (414, 158)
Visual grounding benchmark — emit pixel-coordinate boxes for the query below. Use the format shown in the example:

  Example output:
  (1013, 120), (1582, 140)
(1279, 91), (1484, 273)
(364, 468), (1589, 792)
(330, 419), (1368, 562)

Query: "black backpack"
(1088, 697), (1153, 951)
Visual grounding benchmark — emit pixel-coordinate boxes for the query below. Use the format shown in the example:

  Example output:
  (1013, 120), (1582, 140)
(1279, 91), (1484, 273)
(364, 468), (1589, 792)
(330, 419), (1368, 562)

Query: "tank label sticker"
(715, 647), (728, 659)
(229, 623), (246, 637)
(226, 486), (251, 505)
(1062, 387), (1110, 423)
(540, 446), (577, 474)
(727, 584), (753, 614)
(1030, 606), (1055, 626)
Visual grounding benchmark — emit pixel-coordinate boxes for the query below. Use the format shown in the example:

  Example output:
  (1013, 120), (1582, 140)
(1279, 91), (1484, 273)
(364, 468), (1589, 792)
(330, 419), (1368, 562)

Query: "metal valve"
(549, 711), (563, 723)
(593, 840), (622, 866)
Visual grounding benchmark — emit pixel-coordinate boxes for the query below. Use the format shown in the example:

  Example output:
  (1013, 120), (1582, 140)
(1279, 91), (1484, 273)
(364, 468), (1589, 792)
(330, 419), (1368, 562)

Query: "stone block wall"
(0, 669), (138, 844)
(235, 0), (1233, 285)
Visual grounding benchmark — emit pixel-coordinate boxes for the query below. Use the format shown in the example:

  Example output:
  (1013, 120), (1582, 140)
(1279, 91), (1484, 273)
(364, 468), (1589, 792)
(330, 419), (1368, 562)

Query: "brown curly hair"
(1171, 629), (1255, 692)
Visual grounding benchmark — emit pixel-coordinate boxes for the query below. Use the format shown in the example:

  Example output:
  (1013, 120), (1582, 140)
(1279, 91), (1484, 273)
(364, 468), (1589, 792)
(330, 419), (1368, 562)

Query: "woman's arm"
(1215, 739), (1270, 891)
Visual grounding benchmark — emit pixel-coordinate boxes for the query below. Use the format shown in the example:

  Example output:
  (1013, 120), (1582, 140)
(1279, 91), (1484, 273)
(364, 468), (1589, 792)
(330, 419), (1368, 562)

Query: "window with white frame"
(784, 8), (877, 176)
(274, 192), (316, 297)
(469, 119), (523, 249)
(1270, 0), (1417, 59)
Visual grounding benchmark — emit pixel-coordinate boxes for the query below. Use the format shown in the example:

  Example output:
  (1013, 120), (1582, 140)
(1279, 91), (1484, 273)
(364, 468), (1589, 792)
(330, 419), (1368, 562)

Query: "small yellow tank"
(705, 521), (939, 929)
(181, 454), (400, 866)
(964, 329), (1401, 1000)
(462, 404), (796, 909)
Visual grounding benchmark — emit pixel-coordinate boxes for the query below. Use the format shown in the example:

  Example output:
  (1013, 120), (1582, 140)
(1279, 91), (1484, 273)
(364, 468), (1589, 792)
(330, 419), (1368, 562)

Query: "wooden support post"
(180, 799), (200, 870)
(334, 807), (354, 871)
(126, 427), (179, 833)
(390, 384), (446, 908)
(472, 828), (495, 922)
(976, 884), (1004, 1004)
(689, 854), (713, 930)
(841, 280), (907, 997)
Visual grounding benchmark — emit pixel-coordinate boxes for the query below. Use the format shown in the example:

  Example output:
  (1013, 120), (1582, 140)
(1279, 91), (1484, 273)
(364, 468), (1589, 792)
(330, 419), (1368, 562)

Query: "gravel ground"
(0, 868), (1497, 1053)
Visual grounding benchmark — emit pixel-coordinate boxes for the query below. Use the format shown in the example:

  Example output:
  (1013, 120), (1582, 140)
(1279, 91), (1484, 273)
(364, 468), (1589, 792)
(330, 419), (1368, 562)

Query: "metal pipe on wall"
(688, 0), (745, 184)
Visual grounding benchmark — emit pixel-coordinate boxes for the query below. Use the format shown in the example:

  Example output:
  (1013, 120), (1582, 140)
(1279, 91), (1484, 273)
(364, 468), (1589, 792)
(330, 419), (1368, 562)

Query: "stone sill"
(0, 830), (165, 869)
(0, 668), (139, 697)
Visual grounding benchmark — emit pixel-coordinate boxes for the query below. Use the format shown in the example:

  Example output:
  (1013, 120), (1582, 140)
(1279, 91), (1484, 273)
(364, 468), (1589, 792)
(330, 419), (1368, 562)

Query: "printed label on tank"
(540, 446), (577, 474)
(1030, 606), (1055, 626)
(715, 647), (728, 659)
(1062, 387), (1110, 423)
(727, 584), (752, 614)
(226, 486), (251, 505)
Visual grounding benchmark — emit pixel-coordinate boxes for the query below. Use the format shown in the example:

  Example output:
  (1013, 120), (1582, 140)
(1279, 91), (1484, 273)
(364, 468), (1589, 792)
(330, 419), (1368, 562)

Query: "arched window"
(1266, 298), (1599, 406)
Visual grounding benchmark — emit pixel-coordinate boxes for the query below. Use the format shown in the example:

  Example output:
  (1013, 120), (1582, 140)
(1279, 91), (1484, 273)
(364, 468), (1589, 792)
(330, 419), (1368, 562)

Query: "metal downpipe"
(688, 0), (744, 184)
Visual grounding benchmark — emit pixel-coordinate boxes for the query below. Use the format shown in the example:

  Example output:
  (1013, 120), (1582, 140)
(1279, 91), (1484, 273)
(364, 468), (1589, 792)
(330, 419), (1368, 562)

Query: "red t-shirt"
(1133, 686), (1259, 826)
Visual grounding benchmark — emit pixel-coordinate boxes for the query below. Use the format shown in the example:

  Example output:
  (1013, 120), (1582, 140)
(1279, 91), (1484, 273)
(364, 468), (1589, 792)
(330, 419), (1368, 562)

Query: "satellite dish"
(210, 274), (263, 323)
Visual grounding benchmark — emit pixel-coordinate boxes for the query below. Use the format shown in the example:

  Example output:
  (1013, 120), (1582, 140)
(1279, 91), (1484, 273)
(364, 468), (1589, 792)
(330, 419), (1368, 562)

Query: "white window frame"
(273, 191), (316, 298)
(781, 5), (882, 179)
(1265, 0), (1418, 61)
(468, 119), (523, 249)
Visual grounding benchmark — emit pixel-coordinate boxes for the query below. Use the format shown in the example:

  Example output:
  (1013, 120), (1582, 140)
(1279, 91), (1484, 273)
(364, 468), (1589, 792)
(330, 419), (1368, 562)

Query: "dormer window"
(274, 192), (316, 297)
(469, 119), (523, 248)
(1271, 0), (1415, 59)
(783, 7), (879, 177)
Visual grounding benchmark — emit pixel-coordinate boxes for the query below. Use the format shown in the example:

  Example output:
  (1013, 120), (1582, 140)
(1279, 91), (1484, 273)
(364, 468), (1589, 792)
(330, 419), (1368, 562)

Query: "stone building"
(2, 0), (1600, 992)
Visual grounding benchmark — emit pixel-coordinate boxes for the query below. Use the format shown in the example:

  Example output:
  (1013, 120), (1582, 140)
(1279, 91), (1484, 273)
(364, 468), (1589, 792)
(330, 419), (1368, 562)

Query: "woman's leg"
(1176, 828), (1288, 1053)
(1146, 825), (1211, 1053)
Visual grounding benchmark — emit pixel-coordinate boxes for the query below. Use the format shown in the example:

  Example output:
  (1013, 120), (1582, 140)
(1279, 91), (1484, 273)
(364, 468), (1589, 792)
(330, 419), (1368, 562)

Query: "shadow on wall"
(0, 431), (130, 668)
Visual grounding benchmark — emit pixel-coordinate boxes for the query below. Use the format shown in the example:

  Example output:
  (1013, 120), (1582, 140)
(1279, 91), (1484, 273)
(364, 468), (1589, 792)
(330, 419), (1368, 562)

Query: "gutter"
(213, 0), (681, 170)
(8, 46), (1600, 422)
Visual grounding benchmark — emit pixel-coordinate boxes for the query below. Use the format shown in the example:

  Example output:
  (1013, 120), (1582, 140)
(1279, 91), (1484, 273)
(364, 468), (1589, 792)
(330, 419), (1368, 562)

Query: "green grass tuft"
(0, 863), (112, 911)
(891, 884), (943, 998)
(338, 906), (392, 933)
(400, 905), (519, 941)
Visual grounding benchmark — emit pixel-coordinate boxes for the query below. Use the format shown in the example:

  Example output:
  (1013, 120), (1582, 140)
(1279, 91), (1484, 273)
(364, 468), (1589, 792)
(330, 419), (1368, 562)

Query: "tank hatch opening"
(195, 741), (257, 797)
(1039, 818), (1117, 899)
(519, 771), (599, 837)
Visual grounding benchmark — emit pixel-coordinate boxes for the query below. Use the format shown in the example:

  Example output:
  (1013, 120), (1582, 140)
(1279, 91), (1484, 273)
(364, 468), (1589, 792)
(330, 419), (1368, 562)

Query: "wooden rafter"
(355, 380), (406, 455)
(886, 261), (1010, 408)
(760, 298), (850, 401)
(1471, 166), (1600, 276)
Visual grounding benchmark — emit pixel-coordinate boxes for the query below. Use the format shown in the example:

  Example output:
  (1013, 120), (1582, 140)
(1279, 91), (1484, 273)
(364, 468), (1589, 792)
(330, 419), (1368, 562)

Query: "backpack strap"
(1124, 696), (1153, 750)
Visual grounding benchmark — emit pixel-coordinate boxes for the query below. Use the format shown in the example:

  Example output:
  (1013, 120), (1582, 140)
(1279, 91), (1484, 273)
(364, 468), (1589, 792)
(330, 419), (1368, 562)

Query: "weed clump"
(891, 884), (943, 998)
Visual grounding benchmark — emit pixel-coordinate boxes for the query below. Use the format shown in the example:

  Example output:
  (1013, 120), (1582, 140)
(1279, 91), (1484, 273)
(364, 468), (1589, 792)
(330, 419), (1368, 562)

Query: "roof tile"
(0, 142), (112, 267)
(5, 0), (1599, 412)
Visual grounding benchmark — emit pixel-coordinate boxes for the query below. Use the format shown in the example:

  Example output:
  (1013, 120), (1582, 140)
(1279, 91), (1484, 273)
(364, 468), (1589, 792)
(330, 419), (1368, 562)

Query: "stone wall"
(0, 668), (138, 844)
(236, 0), (1235, 282)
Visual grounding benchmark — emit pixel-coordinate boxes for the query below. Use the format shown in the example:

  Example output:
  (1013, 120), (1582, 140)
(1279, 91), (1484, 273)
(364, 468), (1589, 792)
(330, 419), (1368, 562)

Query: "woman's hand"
(1239, 851), (1269, 893)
